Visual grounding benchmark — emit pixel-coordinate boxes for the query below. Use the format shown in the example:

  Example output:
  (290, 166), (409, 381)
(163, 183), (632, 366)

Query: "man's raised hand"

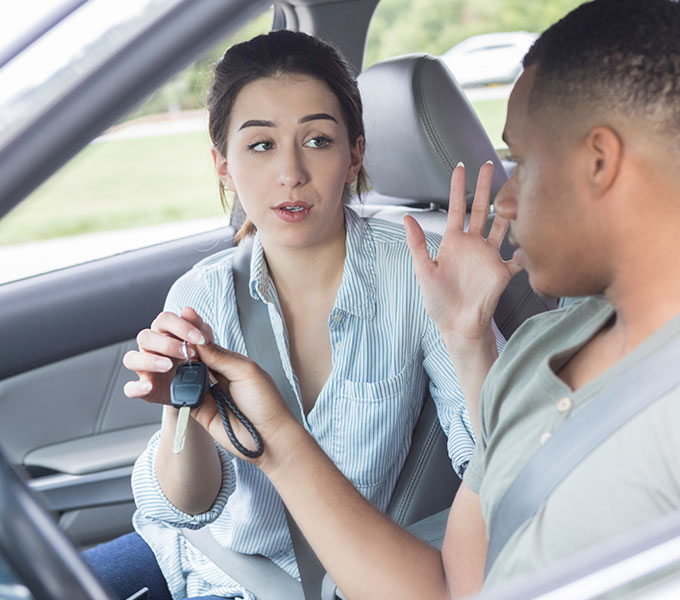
(404, 161), (522, 342)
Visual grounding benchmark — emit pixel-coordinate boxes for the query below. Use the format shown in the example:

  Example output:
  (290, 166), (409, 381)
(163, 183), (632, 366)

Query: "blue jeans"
(82, 532), (228, 600)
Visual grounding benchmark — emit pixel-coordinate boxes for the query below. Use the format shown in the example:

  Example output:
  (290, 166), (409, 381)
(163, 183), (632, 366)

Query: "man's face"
(494, 66), (607, 298)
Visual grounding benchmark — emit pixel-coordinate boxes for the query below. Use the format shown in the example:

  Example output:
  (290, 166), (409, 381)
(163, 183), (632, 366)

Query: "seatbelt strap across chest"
(231, 237), (326, 599)
(485, 330), (680, 576)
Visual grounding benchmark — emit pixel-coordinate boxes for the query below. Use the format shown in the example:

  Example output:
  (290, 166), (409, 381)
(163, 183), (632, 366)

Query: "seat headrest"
(358, 54), (507, 207)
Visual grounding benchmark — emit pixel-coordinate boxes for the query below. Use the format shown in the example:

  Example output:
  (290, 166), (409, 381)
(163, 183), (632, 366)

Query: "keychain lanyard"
(178, 341), (264, 459)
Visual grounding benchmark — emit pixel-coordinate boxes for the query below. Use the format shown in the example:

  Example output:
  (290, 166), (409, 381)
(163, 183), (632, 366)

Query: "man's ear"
(211, 146), (234, 191)
(586, 126), (622, 195)
(346, 135), (365, 183)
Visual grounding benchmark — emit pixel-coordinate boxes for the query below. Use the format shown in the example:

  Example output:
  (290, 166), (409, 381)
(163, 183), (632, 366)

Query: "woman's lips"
(273, 202), (311, 223)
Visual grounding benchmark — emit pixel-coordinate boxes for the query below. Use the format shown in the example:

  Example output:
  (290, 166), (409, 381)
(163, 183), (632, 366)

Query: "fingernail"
(189, 347), (197, 358)
(485, 159), (494, 165)
(456, 161), (464, 168)
(155, 358), (172, 370)
(141, 381), (152, 392)
(188, 331), (205, 345)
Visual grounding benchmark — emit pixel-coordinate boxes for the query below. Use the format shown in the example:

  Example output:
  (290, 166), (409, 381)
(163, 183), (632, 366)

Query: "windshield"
(0, 0), (182, 150)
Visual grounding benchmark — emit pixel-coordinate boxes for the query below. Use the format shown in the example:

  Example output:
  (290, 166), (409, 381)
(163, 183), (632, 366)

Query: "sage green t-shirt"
(463, 296), (680, 589)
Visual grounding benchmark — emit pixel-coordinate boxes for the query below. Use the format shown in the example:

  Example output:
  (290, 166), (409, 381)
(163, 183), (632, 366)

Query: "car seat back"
(356, 53), (557, 527)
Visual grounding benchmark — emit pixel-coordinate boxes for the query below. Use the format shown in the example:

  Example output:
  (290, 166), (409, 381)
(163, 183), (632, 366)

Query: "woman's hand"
(404, 161), (522, 342)
(193, 342), (301, 467)
(122, 307), (213, 403)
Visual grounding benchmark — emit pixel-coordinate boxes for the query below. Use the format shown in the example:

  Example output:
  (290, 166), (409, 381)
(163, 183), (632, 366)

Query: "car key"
(171, 341), (208, 454)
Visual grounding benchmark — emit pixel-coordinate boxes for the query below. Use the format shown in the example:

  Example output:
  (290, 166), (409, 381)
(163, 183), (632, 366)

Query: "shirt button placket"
(330, 311), (343, 350)
(557, 396), (573, 413)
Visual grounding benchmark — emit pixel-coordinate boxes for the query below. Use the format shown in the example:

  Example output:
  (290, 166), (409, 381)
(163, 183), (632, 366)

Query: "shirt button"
(557, 397), (573, 413)
(331, 313), (342, 323)
(540, 432), (552, 445)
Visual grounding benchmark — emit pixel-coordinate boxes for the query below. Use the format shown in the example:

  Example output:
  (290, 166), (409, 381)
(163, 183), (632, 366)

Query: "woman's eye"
(248, 140), (273, 152)
(305, 136), (333, 149)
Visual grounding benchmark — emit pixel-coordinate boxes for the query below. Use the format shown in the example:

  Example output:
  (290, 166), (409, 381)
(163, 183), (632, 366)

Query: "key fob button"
(180, 369), (199, 383)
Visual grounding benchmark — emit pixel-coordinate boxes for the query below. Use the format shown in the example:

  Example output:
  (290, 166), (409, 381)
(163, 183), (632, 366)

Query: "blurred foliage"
(130, 0), (586, 118)
(365, 0), (587, 66)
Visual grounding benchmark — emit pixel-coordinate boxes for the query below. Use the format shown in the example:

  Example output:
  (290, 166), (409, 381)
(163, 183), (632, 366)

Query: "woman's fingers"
(136, 328), (195, 361)
(150, 311), (207, 346)
(181, 307), (215, 343)
(123, 378), (154, 399)
(467, 161), (494, 235)
(123, 349), (174, 373)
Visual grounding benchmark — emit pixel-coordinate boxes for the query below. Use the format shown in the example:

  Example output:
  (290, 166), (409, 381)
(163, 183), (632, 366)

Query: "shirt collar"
(249, 234), (272, 303)
(334, 206), (377, 320)
(246, 206), (377, 319)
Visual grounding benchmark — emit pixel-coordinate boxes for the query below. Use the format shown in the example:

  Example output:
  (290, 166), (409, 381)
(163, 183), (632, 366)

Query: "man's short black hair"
(523, 0), (680, 141)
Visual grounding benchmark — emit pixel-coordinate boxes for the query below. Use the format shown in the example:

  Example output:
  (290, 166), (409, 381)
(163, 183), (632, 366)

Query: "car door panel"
(0, 227), (234, 546)
(0, 228), (233, 380)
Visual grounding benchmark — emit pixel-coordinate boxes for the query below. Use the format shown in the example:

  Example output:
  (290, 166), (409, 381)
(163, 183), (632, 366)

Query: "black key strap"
(210, 381), (264, 459)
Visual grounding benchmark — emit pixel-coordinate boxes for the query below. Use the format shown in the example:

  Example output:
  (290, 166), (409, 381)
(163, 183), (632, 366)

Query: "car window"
(0, 4), (271, 285)
(0, 0), (184, 151)
(364, 0), (586, 150)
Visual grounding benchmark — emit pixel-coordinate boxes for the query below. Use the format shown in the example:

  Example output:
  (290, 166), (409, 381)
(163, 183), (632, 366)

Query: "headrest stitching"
(413, 56), (456, 174)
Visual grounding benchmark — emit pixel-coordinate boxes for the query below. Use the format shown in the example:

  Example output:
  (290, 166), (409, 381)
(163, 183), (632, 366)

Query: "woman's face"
(214, 74), (363, 251)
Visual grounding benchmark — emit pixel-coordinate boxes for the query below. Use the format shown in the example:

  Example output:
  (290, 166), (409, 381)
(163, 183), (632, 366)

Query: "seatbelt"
(232, 237), (326, 599)
(183, 238), (325, 600)
(485, 331), (680, 576)
(182, 527), (303, 600)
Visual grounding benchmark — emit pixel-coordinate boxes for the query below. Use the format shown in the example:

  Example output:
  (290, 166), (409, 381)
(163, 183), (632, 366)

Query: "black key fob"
(170, 361), (208, 409)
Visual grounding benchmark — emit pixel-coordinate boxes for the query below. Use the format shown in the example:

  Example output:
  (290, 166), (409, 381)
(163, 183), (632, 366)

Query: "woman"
(85, 30), (486, 600)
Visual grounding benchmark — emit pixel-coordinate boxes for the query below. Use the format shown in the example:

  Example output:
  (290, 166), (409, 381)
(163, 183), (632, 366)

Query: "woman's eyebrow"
(239, 119), (275, 130)
(298, 113), (338, 124)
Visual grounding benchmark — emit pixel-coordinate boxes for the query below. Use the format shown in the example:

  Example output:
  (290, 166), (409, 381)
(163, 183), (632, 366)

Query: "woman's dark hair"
(207, 30), (368, 242)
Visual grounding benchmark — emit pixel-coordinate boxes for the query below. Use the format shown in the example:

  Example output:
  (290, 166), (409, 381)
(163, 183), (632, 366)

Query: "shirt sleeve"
(131, 430), (236, 529)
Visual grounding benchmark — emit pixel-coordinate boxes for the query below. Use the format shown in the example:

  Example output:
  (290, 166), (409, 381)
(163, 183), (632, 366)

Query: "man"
(152, 0), (680, 596)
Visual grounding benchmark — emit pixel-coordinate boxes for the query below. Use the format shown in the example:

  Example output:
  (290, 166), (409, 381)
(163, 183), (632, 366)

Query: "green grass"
(469, 96), (508, 149)
(0, 131), (225, 245)
(0, 98), (508, 246)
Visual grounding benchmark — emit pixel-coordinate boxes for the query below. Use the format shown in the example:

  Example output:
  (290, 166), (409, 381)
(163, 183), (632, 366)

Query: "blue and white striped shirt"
(132, 207), (488, 599)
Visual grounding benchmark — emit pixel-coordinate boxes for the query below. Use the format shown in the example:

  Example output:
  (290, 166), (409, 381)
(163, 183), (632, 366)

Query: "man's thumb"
(195, 341), (249, 380)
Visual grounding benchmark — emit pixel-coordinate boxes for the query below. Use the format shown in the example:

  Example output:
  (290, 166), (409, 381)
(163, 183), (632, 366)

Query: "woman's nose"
(277, 147), (308, 188)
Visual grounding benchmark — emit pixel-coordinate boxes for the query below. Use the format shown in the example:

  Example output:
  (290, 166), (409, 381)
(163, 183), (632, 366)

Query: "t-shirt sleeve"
(462, 429), (485, 493)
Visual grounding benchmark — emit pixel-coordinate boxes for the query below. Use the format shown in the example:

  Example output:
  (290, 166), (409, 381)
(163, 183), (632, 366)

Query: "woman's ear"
(346, 135), (365, 183)
(586, 126), (622, 195)
(211, 146), (235, 191)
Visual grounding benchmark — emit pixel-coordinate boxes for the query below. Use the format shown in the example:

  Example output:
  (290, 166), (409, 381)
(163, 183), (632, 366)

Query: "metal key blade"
(173, 405), (191, 454)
